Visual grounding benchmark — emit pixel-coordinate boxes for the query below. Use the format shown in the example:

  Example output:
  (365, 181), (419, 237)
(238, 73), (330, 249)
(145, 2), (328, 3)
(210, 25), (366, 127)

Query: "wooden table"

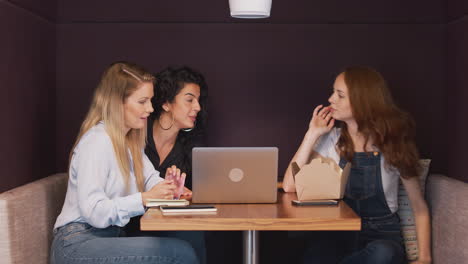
(141, 192), (360, 264)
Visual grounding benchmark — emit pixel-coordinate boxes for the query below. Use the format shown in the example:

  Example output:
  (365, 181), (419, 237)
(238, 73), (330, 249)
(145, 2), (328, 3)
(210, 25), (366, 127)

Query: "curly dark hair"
(150, 66), (208, 148)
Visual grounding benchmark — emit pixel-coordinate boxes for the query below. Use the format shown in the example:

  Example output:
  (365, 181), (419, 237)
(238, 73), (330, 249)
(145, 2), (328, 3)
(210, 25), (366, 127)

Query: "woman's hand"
(308, 105), (335, 137)
(141, 166), (185, 203)
(142, 179), (176, 203)
(282, 104), (333, 193)
(180, 187), (193, 201)
(164, 165), (186, 200)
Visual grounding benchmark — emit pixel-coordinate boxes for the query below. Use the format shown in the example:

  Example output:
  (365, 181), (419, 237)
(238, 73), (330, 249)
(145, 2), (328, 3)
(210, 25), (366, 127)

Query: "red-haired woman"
(282, 66), (431, 264)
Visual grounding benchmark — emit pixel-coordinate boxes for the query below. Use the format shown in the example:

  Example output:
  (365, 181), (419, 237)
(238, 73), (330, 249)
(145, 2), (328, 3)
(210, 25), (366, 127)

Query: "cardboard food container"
(293, 157), (351, 200)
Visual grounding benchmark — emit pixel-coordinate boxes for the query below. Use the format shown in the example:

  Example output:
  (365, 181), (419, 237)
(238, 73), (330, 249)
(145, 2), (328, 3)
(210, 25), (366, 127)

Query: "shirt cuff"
(118, 192), (145, 218)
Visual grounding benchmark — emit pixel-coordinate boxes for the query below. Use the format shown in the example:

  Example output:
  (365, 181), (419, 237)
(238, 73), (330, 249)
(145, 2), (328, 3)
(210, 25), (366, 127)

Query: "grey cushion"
(0, 173), (67, 264)
(426, 174), (468, 264)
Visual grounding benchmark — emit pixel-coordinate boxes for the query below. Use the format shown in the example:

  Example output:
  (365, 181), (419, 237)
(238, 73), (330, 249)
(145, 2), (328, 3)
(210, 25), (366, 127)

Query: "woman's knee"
(365, 240), (404, 264)
(129, 237), (199, 264)
(163, 237), (199, 264)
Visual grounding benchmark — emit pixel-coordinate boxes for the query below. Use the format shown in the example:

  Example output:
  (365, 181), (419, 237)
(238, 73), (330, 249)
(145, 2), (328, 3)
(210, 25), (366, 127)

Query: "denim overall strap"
(338, 152), (393, 218)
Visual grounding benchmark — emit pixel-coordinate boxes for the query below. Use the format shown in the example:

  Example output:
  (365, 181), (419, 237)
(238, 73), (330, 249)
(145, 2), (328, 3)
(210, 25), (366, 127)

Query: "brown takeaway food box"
(293, 156), (351, 200)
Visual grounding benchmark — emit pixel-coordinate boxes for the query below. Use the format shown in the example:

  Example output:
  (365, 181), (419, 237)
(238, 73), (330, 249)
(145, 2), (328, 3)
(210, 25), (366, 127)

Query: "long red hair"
(337, 66), (421, 178)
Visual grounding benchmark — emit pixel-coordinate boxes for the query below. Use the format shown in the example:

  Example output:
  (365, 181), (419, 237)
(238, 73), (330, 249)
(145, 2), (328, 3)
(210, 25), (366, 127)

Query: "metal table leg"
(243, 230), (259, 264)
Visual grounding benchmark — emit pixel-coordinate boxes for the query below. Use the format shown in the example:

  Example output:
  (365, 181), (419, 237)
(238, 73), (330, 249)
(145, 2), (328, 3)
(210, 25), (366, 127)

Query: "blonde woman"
(50, 62), (198, 264)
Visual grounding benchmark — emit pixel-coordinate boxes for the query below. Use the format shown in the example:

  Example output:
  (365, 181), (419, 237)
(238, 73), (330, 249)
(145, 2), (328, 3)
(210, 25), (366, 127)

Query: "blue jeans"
(128, 231), (206, 264)
(302, 232), (404, 264)
(124, 216), (206, 264)
(50, 222), (199, 264)
(340, 239), (404, 264)
(302, 214), (405, 264)
(340, 214), (404, 264)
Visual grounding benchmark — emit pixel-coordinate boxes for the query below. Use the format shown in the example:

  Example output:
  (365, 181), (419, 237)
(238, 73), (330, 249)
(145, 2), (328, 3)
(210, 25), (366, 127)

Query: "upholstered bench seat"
(0, 173), (67, 264)
(0, 173), (467, 264)
(426, 174), (468, 263)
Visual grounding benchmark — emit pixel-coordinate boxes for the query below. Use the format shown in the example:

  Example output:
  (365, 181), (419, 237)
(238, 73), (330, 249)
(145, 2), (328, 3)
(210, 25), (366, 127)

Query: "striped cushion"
(397, 159), (431, 261)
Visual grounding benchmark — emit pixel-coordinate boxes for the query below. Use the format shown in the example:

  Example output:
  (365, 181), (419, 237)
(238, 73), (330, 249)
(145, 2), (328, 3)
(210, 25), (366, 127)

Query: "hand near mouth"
(308, 105), (335, 136)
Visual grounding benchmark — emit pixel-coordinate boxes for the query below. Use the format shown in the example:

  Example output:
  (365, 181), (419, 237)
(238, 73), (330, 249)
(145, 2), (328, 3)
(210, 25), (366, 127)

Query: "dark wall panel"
(448, 17), (468, 182)
(57, 0), (445, 23)
(7, 0), (57, 21)
(56, 23), (446, 177)
(448, 0), (468, 21)
(0, 1), (56, 192)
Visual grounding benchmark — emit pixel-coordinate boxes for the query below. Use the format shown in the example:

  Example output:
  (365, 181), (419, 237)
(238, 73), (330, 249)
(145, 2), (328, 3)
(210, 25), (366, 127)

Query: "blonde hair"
(71, 62), (155, 192)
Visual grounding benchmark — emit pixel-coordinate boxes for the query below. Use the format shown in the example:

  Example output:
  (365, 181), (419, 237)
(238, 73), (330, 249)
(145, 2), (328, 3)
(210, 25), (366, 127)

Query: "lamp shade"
(229, 0), (272, 19)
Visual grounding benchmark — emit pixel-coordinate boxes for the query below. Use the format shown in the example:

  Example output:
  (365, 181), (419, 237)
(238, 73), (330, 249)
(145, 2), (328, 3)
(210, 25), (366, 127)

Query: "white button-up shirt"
(54, 122), (163, 230)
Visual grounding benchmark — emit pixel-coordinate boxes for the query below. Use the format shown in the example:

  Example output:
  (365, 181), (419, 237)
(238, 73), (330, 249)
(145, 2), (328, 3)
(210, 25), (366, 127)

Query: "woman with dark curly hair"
(283, 66), (431, 264)
(145, 66), (207, 193)
(144, 65), (208, 263)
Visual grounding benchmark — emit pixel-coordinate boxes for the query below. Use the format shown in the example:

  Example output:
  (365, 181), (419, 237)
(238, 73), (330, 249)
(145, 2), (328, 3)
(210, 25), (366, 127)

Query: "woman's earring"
(159, 112), (174, 130)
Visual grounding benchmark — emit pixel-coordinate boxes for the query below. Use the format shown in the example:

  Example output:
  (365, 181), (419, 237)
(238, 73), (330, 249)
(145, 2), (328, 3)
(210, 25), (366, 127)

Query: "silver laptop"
(192, 147), (278, 203)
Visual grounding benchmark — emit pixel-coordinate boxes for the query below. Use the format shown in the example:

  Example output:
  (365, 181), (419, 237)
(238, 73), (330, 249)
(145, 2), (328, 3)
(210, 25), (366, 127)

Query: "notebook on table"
(145, 199), (189, 207)
(160, 205), (217, 215)
(191, 147), (278, 203)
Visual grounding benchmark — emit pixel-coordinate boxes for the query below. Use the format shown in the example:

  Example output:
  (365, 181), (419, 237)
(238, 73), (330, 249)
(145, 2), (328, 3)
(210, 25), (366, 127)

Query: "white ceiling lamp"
(229, 0), (272, 19)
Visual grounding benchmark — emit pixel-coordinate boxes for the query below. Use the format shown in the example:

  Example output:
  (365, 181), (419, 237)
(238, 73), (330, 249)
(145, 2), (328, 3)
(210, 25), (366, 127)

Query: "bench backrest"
(0, 173), (67, 264)
(426, 174), (468, 264)
(1, 172), (467, 264)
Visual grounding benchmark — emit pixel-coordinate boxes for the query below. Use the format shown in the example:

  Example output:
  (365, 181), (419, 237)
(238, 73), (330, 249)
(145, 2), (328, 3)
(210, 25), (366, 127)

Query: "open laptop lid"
(192, 147), (278, 203)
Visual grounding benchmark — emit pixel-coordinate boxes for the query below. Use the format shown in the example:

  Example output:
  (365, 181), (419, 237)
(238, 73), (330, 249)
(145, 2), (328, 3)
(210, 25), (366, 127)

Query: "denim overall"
(302, 152), (405, 264)
(337, 152), (405, 264)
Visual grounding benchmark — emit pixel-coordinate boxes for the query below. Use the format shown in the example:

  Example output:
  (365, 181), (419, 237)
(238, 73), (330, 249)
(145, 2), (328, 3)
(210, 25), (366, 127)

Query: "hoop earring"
(159, 112), (174, 130)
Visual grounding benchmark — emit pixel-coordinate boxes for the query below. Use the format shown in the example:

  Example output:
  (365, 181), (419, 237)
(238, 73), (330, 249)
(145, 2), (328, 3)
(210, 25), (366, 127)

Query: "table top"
(141, 191), (361, 231)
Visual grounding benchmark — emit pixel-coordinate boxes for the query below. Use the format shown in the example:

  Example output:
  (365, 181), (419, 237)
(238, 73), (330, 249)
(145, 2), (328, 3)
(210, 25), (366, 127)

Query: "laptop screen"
(191, 147), (278, 203)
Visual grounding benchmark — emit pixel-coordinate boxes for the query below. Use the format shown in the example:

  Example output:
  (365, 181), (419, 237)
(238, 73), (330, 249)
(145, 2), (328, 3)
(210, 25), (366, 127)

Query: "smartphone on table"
(291, 199), (338, 206)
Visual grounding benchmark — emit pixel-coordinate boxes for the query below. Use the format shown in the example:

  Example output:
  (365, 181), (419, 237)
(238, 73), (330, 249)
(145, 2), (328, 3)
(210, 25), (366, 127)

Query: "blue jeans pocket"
(363, 215), (403, 244)
(59, 223), (96, 247)
(345, 165), (377, 200)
